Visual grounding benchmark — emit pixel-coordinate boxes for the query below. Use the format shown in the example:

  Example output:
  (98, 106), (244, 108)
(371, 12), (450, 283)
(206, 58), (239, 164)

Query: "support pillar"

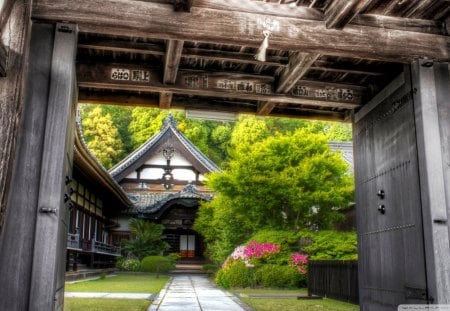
(0, 22), (78, 311)
(411, 60), (450, 304)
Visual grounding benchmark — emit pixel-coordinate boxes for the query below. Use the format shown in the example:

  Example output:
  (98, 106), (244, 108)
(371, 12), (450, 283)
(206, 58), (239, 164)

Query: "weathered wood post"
(411, 60), (450, 305)
(0, 22), (78, 311)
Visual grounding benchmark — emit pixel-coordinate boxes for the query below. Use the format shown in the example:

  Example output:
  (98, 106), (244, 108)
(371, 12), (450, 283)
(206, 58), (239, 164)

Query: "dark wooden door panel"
(354, 70), (428, 310)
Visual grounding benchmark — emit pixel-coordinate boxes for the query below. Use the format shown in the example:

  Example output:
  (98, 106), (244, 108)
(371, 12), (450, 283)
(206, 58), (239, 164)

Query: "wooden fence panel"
(308, 260), (359, 304)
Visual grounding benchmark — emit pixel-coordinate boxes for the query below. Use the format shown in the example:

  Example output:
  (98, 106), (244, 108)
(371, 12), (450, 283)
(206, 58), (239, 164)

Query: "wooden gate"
(353, 69), (429, 310)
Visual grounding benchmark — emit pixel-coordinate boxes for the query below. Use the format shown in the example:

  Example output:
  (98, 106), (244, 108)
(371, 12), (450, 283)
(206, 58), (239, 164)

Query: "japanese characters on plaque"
(291, 85), (356, 102)
(183, 74), (209, 89)
(111, 68), (150, 82)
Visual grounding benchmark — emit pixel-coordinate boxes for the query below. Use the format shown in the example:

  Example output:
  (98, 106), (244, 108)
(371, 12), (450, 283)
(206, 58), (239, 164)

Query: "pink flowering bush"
(216, 240), (308, 288)
(245, 240), (280, 259)
(290, 252), (308, 274)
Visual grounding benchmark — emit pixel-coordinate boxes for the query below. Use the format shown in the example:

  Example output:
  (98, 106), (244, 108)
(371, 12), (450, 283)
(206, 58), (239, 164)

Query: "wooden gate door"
(353, 69), (428, 310)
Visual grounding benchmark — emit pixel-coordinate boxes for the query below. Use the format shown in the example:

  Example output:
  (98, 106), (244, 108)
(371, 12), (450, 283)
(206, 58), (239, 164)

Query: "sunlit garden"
(76, 106), (359, 310)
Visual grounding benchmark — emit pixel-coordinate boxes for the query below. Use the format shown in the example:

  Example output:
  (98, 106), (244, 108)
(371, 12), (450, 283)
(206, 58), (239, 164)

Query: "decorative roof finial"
(162, 113), (178, 129)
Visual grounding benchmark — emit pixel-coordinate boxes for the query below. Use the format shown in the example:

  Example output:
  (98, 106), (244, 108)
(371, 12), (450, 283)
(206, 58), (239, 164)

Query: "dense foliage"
(215, 239), (307, 289)
(121, 219), (169, 260)
(213, 229), (357, 289)
(80, 106), (124, 169)
(78, 104), (352, 169)
(194, 126), (354, 263)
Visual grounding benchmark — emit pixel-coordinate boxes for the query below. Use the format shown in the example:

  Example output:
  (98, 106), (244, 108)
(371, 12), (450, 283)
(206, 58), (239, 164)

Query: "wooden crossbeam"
(276, 52), (321, 93)
(258, 52), (320, 116)
(163, 40), (184, 84)
(32, 0), (450, 63)
(77, 63), (364, 110)
(78, 89), (347, 122)
(159, 91), (173, 109)
(0, 43), (6, 77)
(325, 0), (375, 29)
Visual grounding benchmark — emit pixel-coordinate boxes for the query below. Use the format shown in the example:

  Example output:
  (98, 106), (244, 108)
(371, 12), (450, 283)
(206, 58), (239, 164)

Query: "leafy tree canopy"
(80, 106), (123, 169)
(194, 127), (354, 263)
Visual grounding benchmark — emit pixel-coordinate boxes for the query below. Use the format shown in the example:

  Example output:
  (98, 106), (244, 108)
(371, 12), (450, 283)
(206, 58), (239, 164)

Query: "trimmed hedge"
(255, 264), (305, 288)
(141, 256), (175, 273)
(215, 260), (256, 288)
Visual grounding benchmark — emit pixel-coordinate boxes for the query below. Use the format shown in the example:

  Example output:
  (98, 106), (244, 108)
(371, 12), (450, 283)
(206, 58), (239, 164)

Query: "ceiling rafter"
(325, 0), (375, 29)
(258, 52), (320, 116)
(162, 39), (183, 108)
(163, 40), (184, 84)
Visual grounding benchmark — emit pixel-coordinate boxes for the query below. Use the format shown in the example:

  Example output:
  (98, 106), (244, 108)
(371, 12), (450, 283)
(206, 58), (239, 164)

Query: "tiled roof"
(329, 141), (354, 171)
(126, 183), (212, 215)
(109, 114), (219, 178)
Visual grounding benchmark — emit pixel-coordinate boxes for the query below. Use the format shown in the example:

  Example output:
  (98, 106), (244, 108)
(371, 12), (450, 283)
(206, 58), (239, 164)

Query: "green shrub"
(116, 258), (141, 272)
(248, 229), (299, 248)
(166, 253), (180, 262)
(299, 230), (357, 260)
(215, 260), (256, 288)
(141, 256), (175, 273)
(255, 265), (304, 288)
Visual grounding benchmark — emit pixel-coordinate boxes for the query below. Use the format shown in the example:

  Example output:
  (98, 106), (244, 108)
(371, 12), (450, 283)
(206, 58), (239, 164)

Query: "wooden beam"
(79, 89), (347, 122)
(78, 40), (165, 56)
(0, 43), (6, 77)
(257, 102), (276, 116)
(325, 0), (375, 29)
(258, 52), (320, 116)
(78, 40), (288, 67)
(0, 0), (15, 33)
(174, 0), (194, 12)
(32, 0), (450, 63)
(163, 40), (184, 84)
(78, 89), (159, 107)
(159, 91), (173, 109)
(77, 40), (389, 76)
(77, 63), (364, 109)
(276, 52), (321, 93)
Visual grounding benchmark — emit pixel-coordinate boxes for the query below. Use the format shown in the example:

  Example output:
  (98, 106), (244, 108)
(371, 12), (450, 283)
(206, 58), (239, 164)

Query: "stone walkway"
(149, 275), (250, 311)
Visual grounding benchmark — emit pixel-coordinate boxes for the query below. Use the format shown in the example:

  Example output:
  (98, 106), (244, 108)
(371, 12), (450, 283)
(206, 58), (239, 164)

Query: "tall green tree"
(81, 106), (123, 169)
(194, 128), (354, 263)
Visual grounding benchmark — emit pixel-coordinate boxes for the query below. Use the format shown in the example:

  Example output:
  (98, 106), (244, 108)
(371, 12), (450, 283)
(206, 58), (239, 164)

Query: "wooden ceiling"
(31, 0), (450, 121)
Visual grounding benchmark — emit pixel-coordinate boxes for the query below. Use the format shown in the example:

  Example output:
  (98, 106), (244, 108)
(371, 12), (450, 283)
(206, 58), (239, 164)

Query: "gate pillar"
(411, 60), (450, 304)
(0, 23), (78, 311)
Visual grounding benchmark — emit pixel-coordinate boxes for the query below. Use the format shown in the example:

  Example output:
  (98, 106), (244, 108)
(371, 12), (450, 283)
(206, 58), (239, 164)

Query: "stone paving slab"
(148, 275), (250, 311)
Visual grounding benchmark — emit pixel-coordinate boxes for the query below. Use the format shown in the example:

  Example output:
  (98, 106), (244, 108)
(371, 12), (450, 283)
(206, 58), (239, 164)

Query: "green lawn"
(65, 274), (168, 293)
(231, 289), (359, 311)
(64, 298), (150, 311)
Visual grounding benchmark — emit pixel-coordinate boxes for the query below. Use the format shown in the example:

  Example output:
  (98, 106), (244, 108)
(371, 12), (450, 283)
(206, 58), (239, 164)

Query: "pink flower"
(244, 241), (280, 259)
(290, 252), (308, 275)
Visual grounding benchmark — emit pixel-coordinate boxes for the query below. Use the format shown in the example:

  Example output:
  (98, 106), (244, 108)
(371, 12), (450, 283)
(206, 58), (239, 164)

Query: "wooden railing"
(68, 234), (120, 256)
(67, 233), (81, 250)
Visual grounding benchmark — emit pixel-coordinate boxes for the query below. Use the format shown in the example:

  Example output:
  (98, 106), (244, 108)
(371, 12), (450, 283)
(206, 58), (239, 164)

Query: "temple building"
(67, 120), (132, 270)
(109, 115), (219, 259)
